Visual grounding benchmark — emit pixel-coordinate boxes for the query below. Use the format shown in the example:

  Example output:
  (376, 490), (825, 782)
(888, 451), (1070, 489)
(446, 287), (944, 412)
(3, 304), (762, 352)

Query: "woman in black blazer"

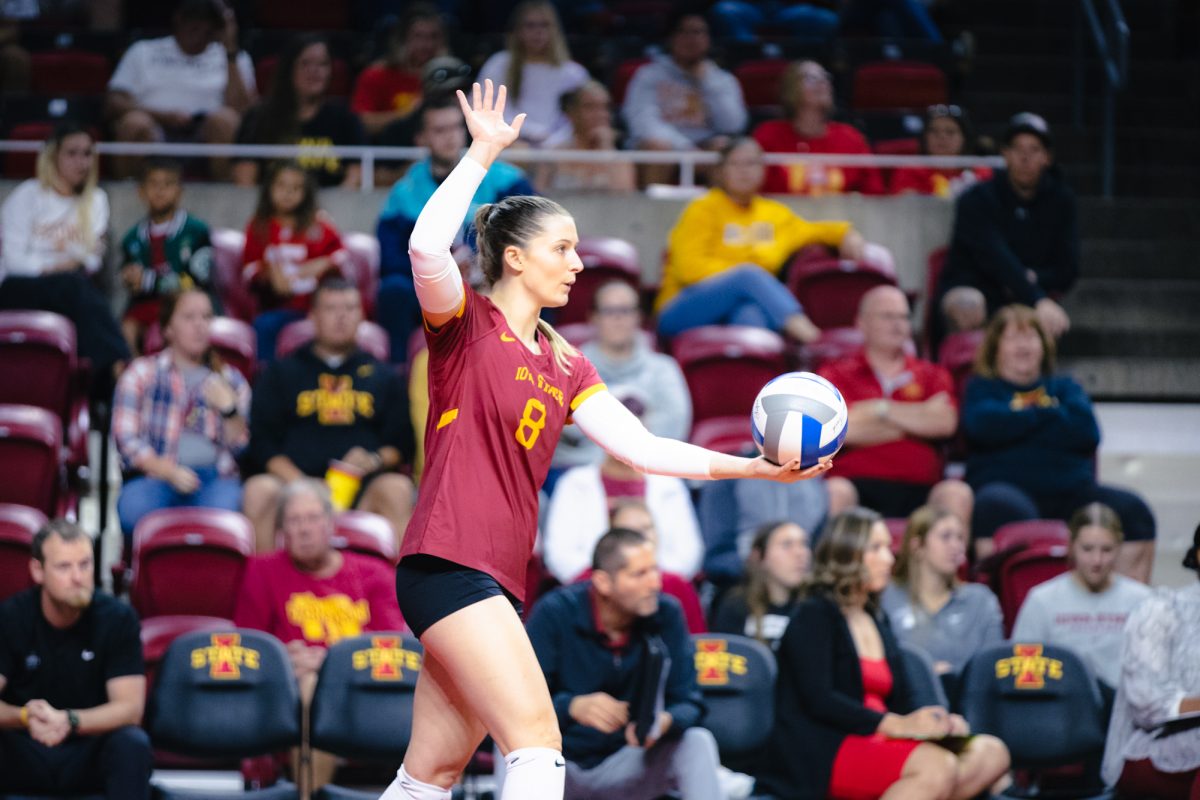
(756, 507), (1011, 800)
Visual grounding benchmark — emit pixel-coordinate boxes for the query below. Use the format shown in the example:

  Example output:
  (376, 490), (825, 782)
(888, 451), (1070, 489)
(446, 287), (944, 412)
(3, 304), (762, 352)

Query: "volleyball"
(751, 372), (849, 468)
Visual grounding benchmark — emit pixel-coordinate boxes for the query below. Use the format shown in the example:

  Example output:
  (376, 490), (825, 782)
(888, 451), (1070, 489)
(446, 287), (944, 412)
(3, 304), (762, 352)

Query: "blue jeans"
(377, 274), (422, 364)
(118, 466), (243, 547)
(657, 265), (802, 338)
(253, 308), (305, 362)
(710, 1), (840, 41)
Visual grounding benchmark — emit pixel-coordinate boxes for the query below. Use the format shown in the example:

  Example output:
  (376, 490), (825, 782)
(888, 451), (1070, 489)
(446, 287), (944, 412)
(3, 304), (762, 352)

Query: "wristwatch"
(66, 709), (79, 735)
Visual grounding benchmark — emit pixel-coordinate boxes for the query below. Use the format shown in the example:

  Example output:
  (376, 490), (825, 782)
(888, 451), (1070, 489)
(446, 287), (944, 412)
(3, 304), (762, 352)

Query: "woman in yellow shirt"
(656, 137), (865, 341)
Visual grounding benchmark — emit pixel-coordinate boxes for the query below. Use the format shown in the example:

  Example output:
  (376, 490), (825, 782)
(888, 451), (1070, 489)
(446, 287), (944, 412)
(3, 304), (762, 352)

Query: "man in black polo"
(520, 528), (722, 800)
(0, 519), (151, 799)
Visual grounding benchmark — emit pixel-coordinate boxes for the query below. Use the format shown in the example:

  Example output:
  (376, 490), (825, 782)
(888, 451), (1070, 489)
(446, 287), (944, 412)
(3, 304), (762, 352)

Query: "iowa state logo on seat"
(190, 633), (261, 680)
(994, 643), (1064, 689)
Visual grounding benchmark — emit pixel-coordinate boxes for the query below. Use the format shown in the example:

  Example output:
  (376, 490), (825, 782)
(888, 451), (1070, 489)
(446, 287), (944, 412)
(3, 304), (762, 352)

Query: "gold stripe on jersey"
(570, 382), (607, 411)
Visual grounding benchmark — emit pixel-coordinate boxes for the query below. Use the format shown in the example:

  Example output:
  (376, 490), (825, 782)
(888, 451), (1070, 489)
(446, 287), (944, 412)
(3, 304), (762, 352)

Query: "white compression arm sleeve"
(406, 155), (489, 314)
(572, 390), (716, 480)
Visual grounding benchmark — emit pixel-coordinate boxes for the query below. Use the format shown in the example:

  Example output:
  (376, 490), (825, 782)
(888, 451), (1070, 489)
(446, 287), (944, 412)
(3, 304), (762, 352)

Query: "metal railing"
(0, 140), (1003, 192)
(1073, 0), (1130, 198)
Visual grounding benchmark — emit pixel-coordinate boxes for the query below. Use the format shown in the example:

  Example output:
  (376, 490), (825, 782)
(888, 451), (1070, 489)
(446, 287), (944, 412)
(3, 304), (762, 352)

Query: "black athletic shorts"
(395, 554), (523, 638)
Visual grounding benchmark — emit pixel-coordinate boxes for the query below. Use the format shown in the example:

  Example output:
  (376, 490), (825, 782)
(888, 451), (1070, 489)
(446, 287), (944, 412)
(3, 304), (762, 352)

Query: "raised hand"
(458, 80), (526, 161)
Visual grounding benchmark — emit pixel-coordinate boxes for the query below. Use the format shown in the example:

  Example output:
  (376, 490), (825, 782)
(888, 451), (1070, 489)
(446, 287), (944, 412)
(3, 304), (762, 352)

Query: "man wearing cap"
(935, 112), (1078, 347)
(374, 93), (536, 362)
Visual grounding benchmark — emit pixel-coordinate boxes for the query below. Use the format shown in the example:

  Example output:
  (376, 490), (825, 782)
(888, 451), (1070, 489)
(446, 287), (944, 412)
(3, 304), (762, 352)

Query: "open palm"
(457, 79), (525, 149)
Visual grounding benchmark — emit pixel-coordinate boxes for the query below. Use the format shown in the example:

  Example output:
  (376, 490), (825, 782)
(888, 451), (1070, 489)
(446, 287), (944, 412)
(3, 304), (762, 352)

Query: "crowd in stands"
(3, 0), (1193, 798)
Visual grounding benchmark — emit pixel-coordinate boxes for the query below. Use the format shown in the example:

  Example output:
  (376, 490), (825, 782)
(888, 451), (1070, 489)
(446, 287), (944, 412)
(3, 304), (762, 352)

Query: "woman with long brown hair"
(758, 507), (1011, 800)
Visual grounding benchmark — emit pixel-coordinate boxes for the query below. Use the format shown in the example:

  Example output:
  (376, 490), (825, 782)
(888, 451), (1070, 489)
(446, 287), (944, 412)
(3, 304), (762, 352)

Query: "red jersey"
(753, 119), (885, 196)
(351, 65), (422, 116)
(401, 285), (605, 600)
(818, 351), (955, 486)
(241, 214), (346, 313)
(887, 166), (993, 198)
(233, 550), (406, 646)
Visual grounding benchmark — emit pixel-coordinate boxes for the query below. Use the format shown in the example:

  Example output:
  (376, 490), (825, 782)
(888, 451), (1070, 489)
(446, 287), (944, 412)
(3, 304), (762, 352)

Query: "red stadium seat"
(130, 508), (254, 619)
(672, 325), (787, 431)
(142, 316), (257, 383)
(210, 228), (257, 323)
(0, 405), (65, 517)
(0, 503), (47, 601)
(938, 328), (985, 402)
(275, 318), (390, 362)
(0, 310), (88, 471)
(611, 57), (651, 106)
(993, 519), (1070, 554)
(999, 541), (1070, 636)
(343, 232), (381, 319)
(785, 255), (898, 329)
(689, 416), (756, 456)
(851, 61), (948, 112)
(30, 50), (112, 96)
(735, 58), (790, 114)
(556, 237), (642, 326)
(333, 510), (397, 565)
(255, 54), (351, 97)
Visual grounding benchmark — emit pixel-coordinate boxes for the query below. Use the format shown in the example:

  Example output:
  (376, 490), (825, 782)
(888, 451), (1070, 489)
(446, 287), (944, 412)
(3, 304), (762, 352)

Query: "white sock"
(378, 764), (453, 800)
(500, 746), (565, 800)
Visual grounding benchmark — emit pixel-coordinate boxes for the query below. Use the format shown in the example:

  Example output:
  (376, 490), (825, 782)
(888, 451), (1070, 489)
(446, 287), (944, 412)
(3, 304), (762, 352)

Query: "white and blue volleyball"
(751, 372), (849, 468)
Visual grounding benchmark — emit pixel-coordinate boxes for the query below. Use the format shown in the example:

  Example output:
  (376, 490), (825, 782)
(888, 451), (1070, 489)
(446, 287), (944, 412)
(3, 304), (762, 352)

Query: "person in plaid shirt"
(113, 288), (250, 550)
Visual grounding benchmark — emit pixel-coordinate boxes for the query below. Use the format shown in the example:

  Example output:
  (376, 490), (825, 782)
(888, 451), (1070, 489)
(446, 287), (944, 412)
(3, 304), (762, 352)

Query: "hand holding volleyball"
(457, 79), (526, 150)
(752, 372), (849, 469)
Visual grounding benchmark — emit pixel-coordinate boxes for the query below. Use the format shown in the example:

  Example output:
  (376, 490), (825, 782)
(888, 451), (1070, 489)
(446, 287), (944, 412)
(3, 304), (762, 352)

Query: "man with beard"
(0, 520), (151, 799)
(515, 528), (721, 800)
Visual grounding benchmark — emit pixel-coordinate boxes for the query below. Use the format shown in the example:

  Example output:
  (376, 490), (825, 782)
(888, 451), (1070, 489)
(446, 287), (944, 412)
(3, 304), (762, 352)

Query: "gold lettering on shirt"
(514, 366), (564, 407)
(296, 374), (376, 424)
(285, 591), (371, 645)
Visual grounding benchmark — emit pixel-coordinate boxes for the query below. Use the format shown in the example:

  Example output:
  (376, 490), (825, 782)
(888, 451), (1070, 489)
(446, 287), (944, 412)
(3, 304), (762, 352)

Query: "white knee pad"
(378, 764), (453, 800)
(499, 746), (566, 800)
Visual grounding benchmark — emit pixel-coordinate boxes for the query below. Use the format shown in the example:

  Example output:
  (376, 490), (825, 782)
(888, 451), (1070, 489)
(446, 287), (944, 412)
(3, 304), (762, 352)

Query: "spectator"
(0, 123), (129, 394)
(0, 520), (150, 800)
(519, 528), (722, 799)
(963, 304), (1157, 578)
(753, 60), (884, 195)
(351, 2), (448, 138)
(818, 285), (974, 521)
(1101, 523), (1200, 795)
(535, 82), (637, 193)
(243, 279), (415, 553)
(609, 501), (706, 635)
(544, 389), (703, 585)
(710, 1), (839, 42)
(552, 280), (691, 472)
(622, 9), (747, 184)
(235, 35), (367, 188)
(241, 160), (347, 361)
(935, 112), (1077, 348)
(113, 289), (250, 549)
(698, 460), (835, 591)
(709, 520), (810, 651)
(118, 158), (216, 354)
(478, 1), (590, 147)
(880, 505), (1003, 677)
(888, 105), (992, 198)
(375, 96), (535, 361)
(105, 0), (254, 180)
(756, 507), (1011, 799)
(235, 478), (405, 795)
(1012, 502), (1151, 695)
(656, 137), (865, 342)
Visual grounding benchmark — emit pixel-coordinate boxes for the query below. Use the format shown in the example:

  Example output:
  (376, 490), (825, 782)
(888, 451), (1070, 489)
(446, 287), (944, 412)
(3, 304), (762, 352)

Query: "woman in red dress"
(757, 507), (1011, 799)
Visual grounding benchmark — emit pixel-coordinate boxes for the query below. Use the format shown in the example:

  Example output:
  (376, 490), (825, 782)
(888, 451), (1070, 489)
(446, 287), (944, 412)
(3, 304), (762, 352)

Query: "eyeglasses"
(927, 104), (964, 119)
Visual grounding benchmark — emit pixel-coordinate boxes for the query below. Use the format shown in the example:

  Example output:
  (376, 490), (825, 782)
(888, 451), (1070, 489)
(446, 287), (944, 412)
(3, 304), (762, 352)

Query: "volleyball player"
(380, 80), (831, 800)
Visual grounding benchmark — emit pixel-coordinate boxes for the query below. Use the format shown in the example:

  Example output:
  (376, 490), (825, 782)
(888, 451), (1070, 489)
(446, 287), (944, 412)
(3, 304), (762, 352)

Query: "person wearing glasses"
(752, 60), (884, 196)
(888, 105), (991, 198)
